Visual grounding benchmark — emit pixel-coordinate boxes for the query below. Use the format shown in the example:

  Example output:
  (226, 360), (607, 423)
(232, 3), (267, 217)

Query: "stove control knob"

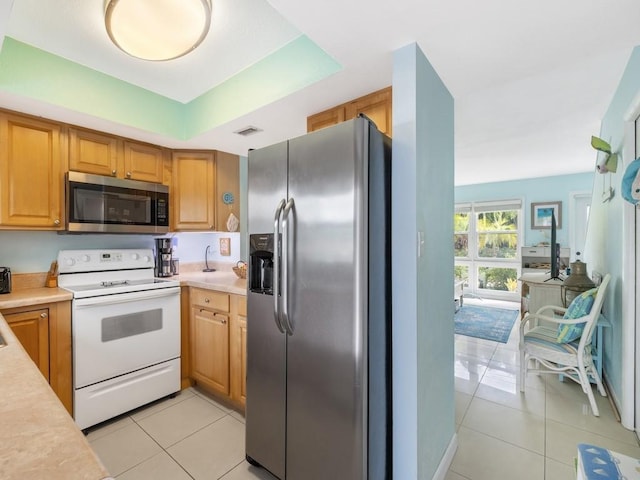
(65, 258), (75, 266)
(82, 255), (90, 262)
(143, 255), (151, 263)
(131, 253), (139, 260)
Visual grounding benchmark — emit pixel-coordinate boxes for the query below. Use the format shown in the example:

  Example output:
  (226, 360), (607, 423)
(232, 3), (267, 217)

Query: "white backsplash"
(168, 232), (241, 264)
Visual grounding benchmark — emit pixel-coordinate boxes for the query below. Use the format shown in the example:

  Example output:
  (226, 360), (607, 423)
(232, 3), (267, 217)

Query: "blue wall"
(455, 172), (594, 248)
(0, 231), (241, 274)
(583, 46), (640, 418)
(392, 42), (455, 479)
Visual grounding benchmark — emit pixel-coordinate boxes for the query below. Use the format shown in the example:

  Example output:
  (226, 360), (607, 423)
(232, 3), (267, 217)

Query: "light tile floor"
(87, 388), (274, 480)
(88, 298), (640, 479)
(447, 298), (640, 480)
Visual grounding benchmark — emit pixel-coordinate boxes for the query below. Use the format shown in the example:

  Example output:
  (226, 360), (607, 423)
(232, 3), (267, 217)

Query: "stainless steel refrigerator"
(246, 116), (391, 480)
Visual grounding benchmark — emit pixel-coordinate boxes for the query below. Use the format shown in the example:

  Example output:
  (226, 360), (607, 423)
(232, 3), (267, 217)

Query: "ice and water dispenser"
(249, 234), (274, 295)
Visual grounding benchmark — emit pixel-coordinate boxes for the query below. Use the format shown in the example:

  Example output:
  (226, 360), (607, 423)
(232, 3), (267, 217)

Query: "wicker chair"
(519, 274), (611, 416)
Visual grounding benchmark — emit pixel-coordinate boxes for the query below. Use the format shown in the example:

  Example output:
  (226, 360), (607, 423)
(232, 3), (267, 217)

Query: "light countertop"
(174, 270), (247, 296)
(0, 314), (111, 480)
(0, 272), (246, 307)
(0, 287), (73, 309)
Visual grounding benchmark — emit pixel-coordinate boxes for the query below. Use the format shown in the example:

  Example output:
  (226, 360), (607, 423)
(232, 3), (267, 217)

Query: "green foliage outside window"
(478, 267), (518, 292)
(454, 265), (468, 281)
(477, 210), (518, 259)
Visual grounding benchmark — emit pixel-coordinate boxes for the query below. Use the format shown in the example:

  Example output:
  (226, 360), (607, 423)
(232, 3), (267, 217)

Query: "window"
(455, 200), (522, 299)
(454, 209), (470, 258)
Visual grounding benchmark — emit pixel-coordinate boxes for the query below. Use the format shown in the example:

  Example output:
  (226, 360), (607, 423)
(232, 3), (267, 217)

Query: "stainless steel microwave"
(66, 171), (169, 234)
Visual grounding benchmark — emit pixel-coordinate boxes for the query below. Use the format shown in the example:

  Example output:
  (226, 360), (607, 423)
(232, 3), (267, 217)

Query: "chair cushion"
(525, 326), (580, 355)
(557, 287), (598, 343)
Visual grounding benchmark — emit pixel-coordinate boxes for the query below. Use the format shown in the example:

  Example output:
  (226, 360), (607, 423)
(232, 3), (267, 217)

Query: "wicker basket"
(233, 262), (247, 279)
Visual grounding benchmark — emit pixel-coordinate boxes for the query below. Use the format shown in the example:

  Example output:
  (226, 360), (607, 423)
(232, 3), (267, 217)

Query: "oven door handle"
(73, 288), (180, 307)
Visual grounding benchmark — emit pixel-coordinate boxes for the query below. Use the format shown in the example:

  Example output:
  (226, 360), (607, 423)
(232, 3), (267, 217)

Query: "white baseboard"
(432, 433), (458, 480)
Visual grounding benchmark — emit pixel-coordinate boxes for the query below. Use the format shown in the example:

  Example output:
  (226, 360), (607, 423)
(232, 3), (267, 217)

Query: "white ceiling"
(2, 0), (640, 185)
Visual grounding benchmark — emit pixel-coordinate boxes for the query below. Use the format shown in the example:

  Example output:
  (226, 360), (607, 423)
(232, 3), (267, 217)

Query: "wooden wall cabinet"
(215, 151), (241, 232)
(307, 107), (346, 133)
(1, 301), (72, 414)
(68, 127), (165, 184)
(344, 87), (392, 136)
(307, 86), (392, 136)
(0, 108), (240, 234)
(172, 151), (216, 231)
(123, 140), (165, 184)
(0, 112), (64, 230)
(68, 127), (119, 177)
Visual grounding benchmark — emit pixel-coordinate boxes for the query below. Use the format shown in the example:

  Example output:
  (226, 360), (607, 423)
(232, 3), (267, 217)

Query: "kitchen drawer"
(191, 288), (229, 312)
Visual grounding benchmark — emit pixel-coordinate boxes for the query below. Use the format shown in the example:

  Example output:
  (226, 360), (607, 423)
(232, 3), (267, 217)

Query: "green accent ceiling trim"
(185, 35), (342, 137)
(0, 35), (341, 140)
(0, 37), (184, 136)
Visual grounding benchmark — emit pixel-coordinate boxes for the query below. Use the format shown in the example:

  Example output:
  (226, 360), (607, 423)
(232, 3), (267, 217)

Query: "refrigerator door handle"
(273, 198), (287, 334)
(281, 197), (295, 335)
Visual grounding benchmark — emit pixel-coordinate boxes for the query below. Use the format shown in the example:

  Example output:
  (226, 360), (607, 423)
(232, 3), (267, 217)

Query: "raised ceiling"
(1, 0), (640, 185)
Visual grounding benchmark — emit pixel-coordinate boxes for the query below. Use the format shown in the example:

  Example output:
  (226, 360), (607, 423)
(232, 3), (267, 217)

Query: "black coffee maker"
(155, 238), (173, 277)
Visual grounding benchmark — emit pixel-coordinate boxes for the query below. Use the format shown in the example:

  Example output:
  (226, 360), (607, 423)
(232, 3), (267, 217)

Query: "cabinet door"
(68, 127), (119, 177)
(191, 307), (229, 395)
(0, 113), (63, 229)
(5, 308), (50, 381)
(345, 87), (392, 136)
(172, 151), (216, 231)
(124, 141), (165, 184)
(230, 295), (247, 407)
(307, 107), (345, 133)
(1, 301), (72, 414)
(238, 313), (247, 404)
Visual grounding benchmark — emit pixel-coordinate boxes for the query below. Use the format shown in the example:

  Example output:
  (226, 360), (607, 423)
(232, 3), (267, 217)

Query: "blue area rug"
(454, 304), (519, 343)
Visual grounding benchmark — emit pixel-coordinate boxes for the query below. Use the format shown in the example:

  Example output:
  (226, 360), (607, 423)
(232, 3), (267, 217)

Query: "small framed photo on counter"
(531, 201), (562, 229)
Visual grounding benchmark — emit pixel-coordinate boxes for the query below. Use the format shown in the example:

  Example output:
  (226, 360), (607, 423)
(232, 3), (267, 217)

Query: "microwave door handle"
(281, 198), (295, 335)
(273, 199), (286, 334)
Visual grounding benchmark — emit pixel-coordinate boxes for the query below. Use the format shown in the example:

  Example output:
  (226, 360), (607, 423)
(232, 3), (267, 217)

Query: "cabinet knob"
(40, 313), (47, 318)
(112, 169), (117, 176)
(126, 171), (131, 178)
(53, 219), (60, 226)
(205, 298), (210, 303)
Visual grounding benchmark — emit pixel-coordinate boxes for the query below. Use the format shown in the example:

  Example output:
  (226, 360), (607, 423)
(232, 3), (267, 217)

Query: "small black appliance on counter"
(0, 267), (11, 294)
(154, 238), (173, 277)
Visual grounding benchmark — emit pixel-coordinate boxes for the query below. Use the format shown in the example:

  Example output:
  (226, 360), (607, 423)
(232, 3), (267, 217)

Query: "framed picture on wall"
(531, 201), (562, 229)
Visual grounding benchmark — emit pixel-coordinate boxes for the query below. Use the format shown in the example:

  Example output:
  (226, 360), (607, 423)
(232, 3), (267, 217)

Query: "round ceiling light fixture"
(105, 0), (212, 61)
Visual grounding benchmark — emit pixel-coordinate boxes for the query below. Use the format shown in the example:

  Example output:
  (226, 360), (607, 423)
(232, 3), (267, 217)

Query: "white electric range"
(58, 248), (181, 431)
